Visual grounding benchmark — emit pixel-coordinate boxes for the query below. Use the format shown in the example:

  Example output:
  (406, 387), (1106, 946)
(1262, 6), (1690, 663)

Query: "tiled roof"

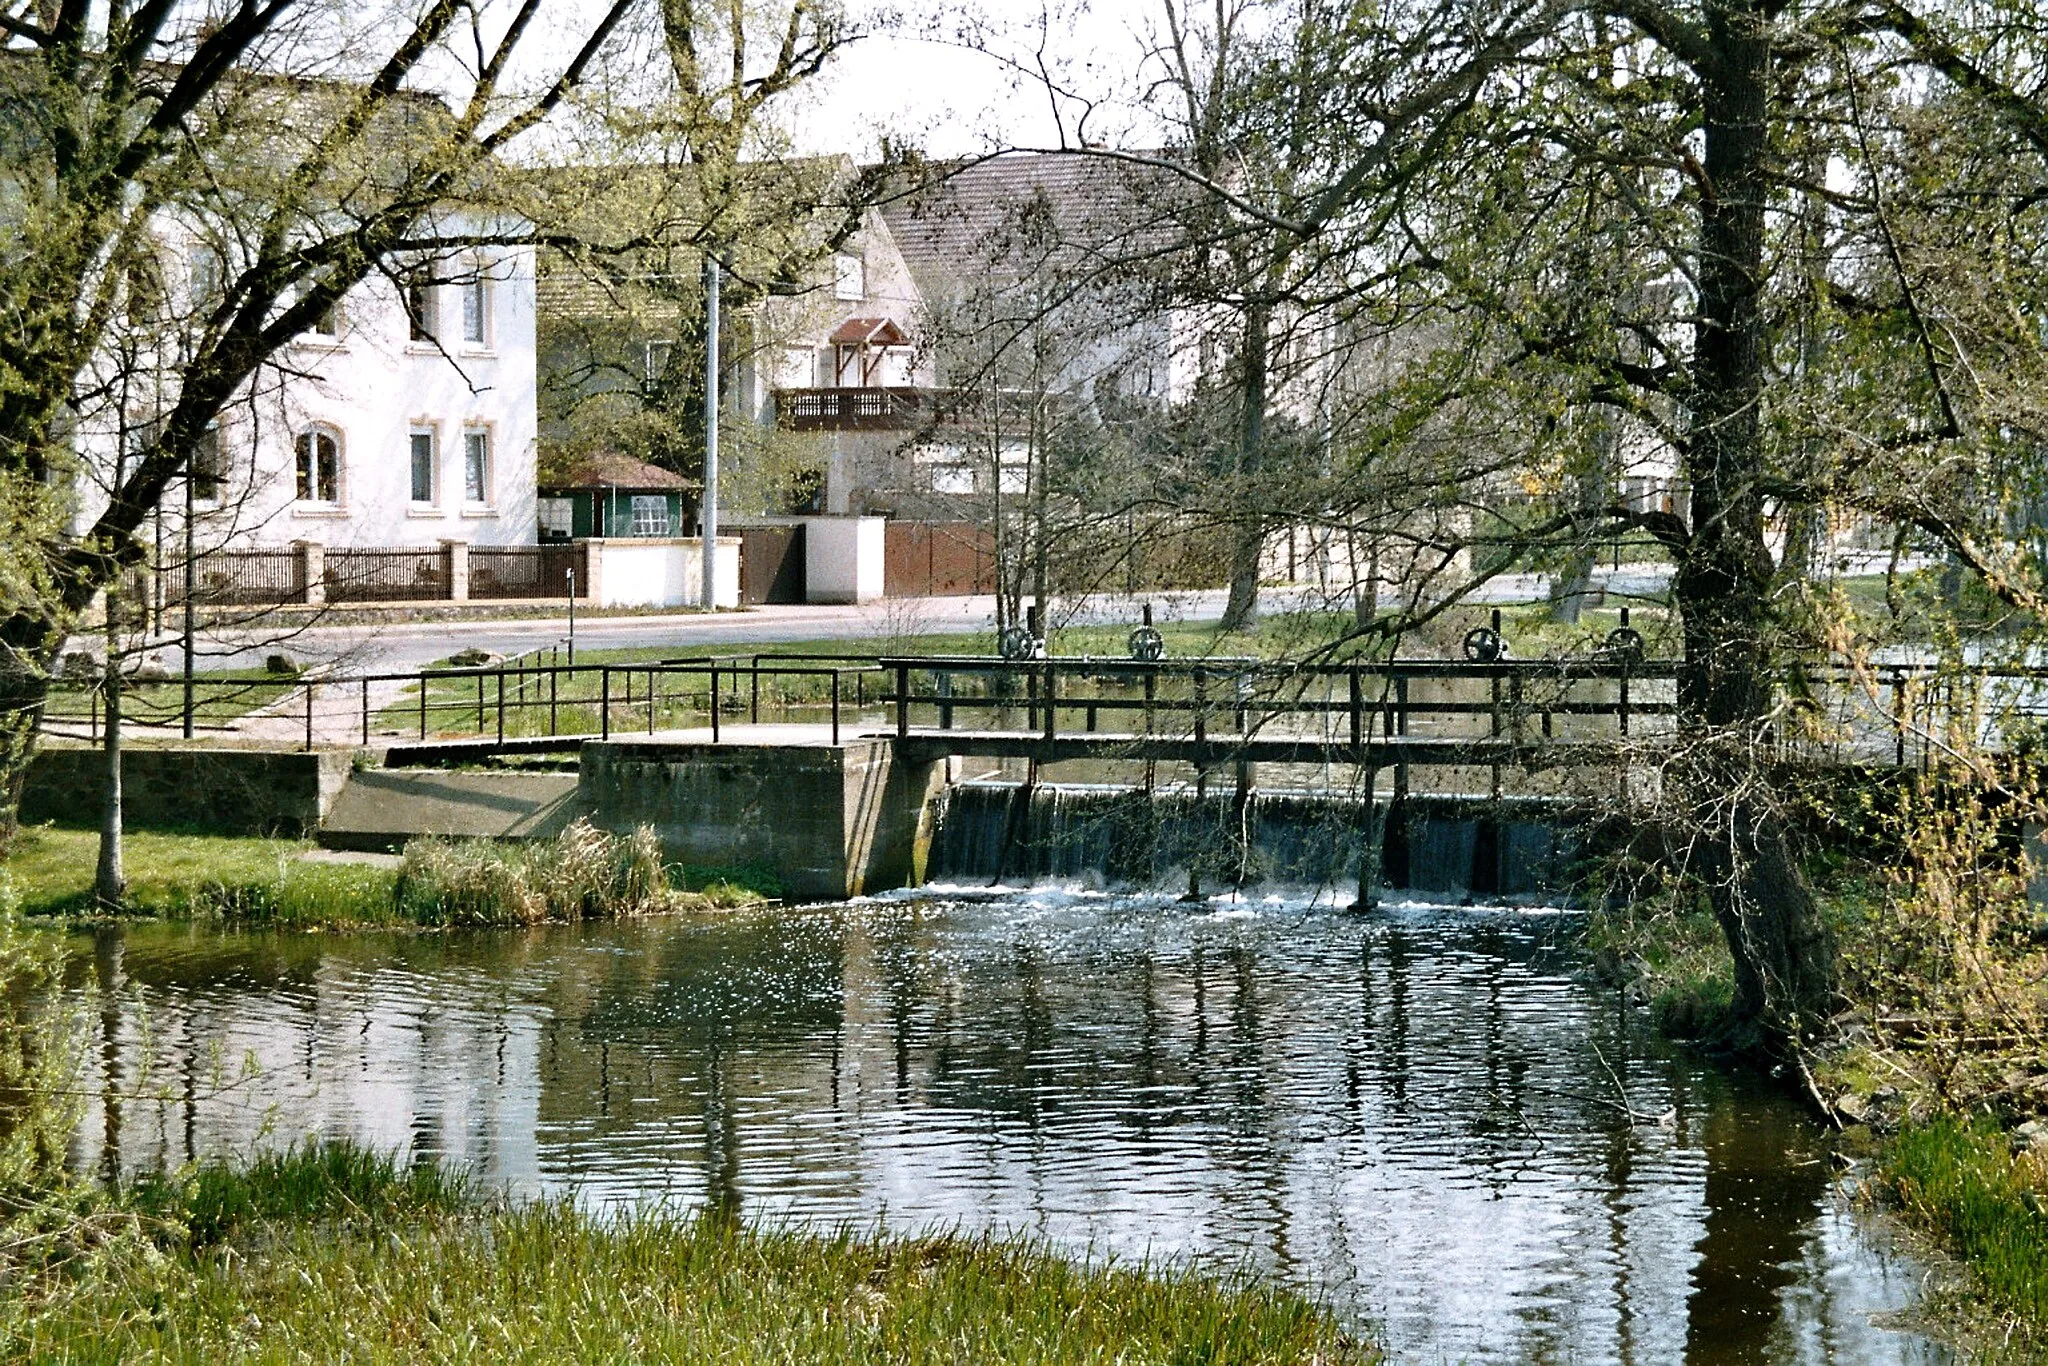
(876, 152), (1187, 294)
(541, 451), (694, 491)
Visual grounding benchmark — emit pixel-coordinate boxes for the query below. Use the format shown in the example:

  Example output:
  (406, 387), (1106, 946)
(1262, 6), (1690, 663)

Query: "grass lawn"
(0, 823), (766, 926)
(1, 1143), (1373, 1363)
(42, 669), (298, 727)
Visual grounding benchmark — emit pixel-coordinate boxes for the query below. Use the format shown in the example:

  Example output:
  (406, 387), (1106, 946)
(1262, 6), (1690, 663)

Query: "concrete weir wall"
(22, 745), (353, 835)
(579, 740), (944, 900)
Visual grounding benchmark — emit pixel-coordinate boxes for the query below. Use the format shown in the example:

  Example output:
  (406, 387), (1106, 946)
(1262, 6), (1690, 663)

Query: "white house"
(79, 221), (539, 565)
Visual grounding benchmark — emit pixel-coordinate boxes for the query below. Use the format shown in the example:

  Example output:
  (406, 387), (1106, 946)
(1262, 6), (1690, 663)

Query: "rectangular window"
(296, 427), (340, 504)
(538, 497), (574, 540)
(460, 266), (489, 345)
(629, 495), (670, 537)
(931, 466), (974, 495)
(463, 428), (491, 504)
(409, 427), (437, 504)
(407, 274), (437, 343)
(645, 340), (676, 381)
(191, 424), (223, 502)
(833, 252), (864, 301)
(188, 247), (221, 311)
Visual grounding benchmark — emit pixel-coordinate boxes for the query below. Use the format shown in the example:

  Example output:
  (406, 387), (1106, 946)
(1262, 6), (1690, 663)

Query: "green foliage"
(2, 1140), (1369, 1363)
(1884, 1117), (2048, 1328)
(0, 875), (84, 1196)
(394, 821), (673, 926)
(123, 1141), (470, 1249)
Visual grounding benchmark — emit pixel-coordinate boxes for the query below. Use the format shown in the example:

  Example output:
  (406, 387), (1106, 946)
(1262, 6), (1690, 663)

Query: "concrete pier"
(580, 738), (944, 900)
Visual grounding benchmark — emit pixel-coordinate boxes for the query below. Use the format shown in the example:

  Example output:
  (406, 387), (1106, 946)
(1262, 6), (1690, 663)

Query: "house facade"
(79, 224), (540, 561)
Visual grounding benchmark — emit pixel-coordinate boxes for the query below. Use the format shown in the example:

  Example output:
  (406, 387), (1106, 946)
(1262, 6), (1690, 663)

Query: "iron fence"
(324, 547), (451, 603)
(469, 544), (586, 600)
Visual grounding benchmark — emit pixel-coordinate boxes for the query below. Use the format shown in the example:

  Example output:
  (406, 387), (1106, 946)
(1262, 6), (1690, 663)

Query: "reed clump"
(394, 820), (673, 926)
(0, 1141), (1371, 1364)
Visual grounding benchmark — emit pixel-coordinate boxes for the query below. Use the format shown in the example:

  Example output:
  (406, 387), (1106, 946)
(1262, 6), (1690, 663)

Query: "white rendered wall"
(593, 539), (739, 608)
(72, 221), (540, 554)
(804, 516), (885, 603)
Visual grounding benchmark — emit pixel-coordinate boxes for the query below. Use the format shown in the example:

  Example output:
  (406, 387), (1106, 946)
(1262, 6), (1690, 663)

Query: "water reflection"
(74, 893), (1942, 1365)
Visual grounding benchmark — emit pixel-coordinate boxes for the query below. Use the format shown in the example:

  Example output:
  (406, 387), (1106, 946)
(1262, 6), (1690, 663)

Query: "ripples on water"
(74, 891), (1944, 1365)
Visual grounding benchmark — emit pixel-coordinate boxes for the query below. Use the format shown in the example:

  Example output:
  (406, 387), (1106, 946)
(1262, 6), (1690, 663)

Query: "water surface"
(75, 892), (1942, 1364)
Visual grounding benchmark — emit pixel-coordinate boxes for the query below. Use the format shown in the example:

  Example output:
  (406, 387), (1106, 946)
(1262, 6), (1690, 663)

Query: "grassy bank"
(1, 822), (770, 926)
(0, 1144), (1372, 1363)
(1879, 1117), (2048, 1340)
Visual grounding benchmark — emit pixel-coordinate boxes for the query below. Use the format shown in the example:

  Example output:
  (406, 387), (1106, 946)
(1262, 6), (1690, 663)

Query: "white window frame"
(295, 424), (343, 506)
(408, 424), (440, 506)
(406, 272), (439, 345)
(629, 495), (671, 537)
(645, 339), (676, 381)
(461, 426), (493, 507)
(459, 259), (492, 348)
(538, 496), (574, 540)
(833, 252), (865, 301)
(930, 466), (974, 496)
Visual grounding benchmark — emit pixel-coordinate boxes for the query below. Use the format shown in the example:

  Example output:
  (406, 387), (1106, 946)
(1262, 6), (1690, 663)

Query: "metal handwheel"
(1462, 626), (1506, 663)
(998, 625), (1040, 661)
(1604, 626), (1644, 663)
(1128, 625), (1165, 662)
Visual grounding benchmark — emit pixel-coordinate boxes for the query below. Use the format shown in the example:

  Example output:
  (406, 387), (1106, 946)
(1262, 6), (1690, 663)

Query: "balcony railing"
(776, 386), (933, 432)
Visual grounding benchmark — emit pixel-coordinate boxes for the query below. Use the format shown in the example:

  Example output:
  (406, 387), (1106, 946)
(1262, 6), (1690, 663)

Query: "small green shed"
(538, 452), (695, 541)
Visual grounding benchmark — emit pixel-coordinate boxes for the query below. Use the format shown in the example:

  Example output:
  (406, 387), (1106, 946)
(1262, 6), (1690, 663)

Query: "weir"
(927, 782), (1585, 900)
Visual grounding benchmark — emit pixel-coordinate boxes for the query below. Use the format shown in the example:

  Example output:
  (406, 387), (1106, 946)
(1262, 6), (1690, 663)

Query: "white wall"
(593, 538), (740, 608)
(804, 516), (885, 603)
(74, 214), (540, 554)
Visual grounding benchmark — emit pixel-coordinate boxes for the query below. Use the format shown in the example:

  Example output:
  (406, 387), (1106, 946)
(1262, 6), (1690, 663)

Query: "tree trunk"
(95, 615), (125, 911)
(0, 606), (65, 846)
(1218, 303), (1270, 634)
(1677, 0), (1834, 1047)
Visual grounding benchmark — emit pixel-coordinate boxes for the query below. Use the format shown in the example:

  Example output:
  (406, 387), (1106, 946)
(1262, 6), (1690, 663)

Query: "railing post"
(1619, 663), (1632, 737)
(496, 671), (505, 745)
(939, 671), (954, 730)
(1394, 673), (1410, 801)
(1043, 660), (1056, 742)
(304, 682), (314, 752)
(549, 666), (557, 736)
(832, 672), (842, 746)
(711, 666), (721, 743)
(648, 667), (657, 734)
(1349, 666), (1362, 758)
(475, 674), (484, 733)
(1892, 672), (1906, 767)
(751, 656), (760, 725)
(1194, 667), (1207, 750)
(601, 666), (611, 740)
(361, 678), (370, 747)
(418, 674), (427, 740)
(896, 664), (910, 738)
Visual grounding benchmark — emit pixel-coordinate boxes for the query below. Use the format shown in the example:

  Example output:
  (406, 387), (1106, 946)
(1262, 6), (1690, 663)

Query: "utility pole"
(701, 254), (720, 611)
(181, 450), (195, 738)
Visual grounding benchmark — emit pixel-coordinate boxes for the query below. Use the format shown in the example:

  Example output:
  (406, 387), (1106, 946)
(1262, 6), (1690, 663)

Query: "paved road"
(111, 565), (1680, 678)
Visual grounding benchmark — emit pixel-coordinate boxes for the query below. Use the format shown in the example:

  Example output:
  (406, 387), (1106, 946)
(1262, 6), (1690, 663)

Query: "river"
(73, 889), (1944, 1364)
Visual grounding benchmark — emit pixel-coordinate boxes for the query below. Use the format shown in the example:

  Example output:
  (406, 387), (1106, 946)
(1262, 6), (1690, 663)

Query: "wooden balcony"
(775, 386), (933, 432)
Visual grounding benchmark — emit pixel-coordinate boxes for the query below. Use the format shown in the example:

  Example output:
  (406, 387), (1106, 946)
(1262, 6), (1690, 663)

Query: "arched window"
(295, 425), (341, 503)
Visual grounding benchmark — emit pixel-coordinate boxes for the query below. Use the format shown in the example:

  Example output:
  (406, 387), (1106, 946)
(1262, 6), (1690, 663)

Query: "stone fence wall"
(22, 745), (353, 836)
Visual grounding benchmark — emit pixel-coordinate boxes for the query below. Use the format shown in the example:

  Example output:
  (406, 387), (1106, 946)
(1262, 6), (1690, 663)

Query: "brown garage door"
(738, 525), (807, 604)
(884, 521), (996, 596)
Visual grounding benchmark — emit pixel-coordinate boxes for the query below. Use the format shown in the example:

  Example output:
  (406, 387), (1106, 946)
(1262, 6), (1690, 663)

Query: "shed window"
(629, 496), (670, 536)
(538, 497), (574, 540)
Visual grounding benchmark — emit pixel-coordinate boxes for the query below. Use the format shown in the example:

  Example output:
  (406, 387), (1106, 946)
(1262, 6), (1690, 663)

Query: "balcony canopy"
(829, 317), (909, 347)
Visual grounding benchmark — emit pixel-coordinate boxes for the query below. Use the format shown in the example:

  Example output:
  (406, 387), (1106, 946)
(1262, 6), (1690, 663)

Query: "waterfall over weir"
(928, 782), (1586, 900)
